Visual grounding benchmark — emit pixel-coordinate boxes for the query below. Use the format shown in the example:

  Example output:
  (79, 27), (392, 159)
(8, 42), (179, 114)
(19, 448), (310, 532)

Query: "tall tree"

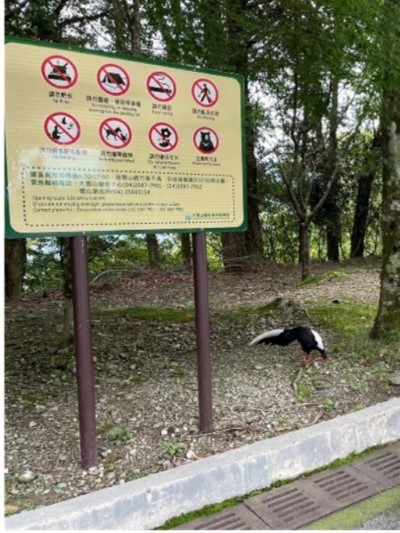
(5, 0), (110, 309)
(350, 133), (380, 258)
(5, 239), (26, 301)
(5, 0), (103, 301)
(222, 0), (264, 269)
(262, 0), (368, 278)
(371, 0), (400, 338)
(106, 0), (162, 269)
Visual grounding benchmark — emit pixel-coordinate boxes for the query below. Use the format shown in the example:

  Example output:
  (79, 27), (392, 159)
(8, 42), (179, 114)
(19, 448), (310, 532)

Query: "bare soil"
(4, 259), (399, 516)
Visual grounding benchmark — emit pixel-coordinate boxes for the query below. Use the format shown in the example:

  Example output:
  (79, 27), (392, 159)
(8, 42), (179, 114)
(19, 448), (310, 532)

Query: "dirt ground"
(4, 259), (400, 516)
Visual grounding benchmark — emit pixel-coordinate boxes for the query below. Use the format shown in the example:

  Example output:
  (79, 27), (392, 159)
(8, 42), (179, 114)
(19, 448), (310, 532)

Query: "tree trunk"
(326, 206), (341, 261)
(371, 118), (400, 338)
(325, 77), (340, 261)
(298, 220), (311, 280)
(180, 234), (192, 269)
(221, 232), (247, 272)
(371, 0), (400, 339)
(5, 238), (26, 301)
(245, 96), (265, 266)
(220, 0), (264, 270)
(350, 170), (375, 258)
(146, 234), (161, 269)
(372, 0), (400, 336)
(131, 0), (140, 54)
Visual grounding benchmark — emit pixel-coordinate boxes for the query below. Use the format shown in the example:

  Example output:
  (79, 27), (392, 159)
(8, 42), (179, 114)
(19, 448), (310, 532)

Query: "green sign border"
(5, 37), (247, 238)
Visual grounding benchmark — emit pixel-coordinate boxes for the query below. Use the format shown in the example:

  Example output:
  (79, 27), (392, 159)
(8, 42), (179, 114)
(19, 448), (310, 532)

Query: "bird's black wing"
(250, 328), (299, 347)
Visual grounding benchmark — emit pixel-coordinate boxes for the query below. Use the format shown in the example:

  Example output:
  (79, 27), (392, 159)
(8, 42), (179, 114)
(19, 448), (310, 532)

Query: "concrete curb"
(6, 397), (400, 531)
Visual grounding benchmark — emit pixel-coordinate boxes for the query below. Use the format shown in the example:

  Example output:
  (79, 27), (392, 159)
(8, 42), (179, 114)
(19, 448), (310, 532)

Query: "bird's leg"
(301, 353), (315, 366)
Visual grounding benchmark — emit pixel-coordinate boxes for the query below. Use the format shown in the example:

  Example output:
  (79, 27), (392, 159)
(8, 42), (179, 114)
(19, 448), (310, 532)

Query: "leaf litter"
(4, 260), (399, 515)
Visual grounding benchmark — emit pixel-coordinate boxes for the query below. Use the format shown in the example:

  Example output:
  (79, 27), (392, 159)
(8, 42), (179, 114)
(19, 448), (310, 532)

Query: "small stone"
(100, 450), (111, 458)
(160, 429), (168, 436)
(186, 449), (198, 460)
(389, 374), (400, 386)
(18, 470), (36, 483)
(5, 504), (19, 516)
(28, 421), (37, 428)
(56, 482), (67, 490)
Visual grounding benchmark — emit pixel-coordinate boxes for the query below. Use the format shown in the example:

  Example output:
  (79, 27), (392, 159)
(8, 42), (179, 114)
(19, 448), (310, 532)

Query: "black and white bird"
(249, 326), (328, 365)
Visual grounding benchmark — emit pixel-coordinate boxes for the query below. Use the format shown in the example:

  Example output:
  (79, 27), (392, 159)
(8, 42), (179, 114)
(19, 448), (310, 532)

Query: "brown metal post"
(70, 236), (97, 468)
(192, 232), (213, 432)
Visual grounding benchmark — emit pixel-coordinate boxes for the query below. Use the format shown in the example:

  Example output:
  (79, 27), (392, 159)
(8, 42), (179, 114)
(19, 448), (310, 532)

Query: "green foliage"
(105, 426), (133, 445)
(25, 238), (62, 292)
(162, 441), (188, 458)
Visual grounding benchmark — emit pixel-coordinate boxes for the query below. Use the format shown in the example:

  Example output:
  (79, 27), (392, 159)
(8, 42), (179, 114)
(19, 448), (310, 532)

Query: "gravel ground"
(4, 261), (400, 516)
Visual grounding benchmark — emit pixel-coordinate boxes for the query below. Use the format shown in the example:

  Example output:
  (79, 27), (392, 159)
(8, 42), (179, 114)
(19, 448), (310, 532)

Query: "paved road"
(355, 506), (400, 529)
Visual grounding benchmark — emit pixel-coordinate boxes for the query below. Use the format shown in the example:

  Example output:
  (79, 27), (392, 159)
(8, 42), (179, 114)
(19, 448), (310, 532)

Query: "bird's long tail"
(249, 328), (285, 346)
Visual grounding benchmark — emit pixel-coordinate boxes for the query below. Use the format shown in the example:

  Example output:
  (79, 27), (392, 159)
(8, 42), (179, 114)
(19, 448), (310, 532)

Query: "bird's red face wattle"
(321, 352), (328, 360)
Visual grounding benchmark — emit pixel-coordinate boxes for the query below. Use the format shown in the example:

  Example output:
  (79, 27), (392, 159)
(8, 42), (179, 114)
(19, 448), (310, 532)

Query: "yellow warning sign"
(5, 39), (246, 237)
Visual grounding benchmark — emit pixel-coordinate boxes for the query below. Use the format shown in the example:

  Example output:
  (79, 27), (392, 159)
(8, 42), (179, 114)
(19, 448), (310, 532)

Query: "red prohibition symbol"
(192, 78), (219, 107)
(149, 122), (178, 152)
(44, 112), (81, 145)
(41, 55), (78, 89)
(147, 72), (176, 102)
(193, 127), (219, 154)
(97, 64), (130, 96)
(99, 118), (132, 149)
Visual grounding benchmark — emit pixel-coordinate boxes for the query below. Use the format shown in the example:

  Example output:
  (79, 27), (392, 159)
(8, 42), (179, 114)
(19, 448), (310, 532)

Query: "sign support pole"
(192, 232), (213, 433)
(70, 236), (98, 468)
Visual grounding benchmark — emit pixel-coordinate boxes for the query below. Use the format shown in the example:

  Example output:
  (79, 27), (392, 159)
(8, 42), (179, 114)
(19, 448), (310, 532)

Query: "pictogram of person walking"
(198, 83), (212, 103)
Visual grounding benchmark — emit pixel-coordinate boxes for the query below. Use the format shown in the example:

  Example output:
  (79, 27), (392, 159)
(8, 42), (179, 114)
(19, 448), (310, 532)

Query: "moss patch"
(93, 306), (194, 323)
(226, 301), (282, 323)
(298, 268), (363, 287)
(303, 485), (400, 530)
(307, 303), (377, 339)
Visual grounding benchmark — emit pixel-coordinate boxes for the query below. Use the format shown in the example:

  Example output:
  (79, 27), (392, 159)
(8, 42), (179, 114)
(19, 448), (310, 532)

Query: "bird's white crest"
(249, 328), (284, 346)
(311, 329), (324, 350)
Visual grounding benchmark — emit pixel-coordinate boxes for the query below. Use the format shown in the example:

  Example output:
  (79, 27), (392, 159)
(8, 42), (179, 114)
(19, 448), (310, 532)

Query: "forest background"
(4, 0), (400, 339)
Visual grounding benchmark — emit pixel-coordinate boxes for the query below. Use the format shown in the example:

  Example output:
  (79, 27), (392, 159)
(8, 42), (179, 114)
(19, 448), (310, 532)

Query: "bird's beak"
(321, 352), (328, 360)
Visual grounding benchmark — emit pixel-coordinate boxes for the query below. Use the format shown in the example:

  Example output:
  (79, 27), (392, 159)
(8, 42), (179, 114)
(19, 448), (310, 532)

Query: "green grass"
(303, 485), (400, 529)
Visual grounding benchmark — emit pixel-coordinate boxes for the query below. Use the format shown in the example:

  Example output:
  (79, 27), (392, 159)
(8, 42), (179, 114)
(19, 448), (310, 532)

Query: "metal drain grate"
(245, 466), (378, 529)
(304, 466), (377, 506)
(174, 444), (400, 530)
(355, 448), (400, 489)
(174, 504), (271, 530)
(244, 483), (335, 530)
